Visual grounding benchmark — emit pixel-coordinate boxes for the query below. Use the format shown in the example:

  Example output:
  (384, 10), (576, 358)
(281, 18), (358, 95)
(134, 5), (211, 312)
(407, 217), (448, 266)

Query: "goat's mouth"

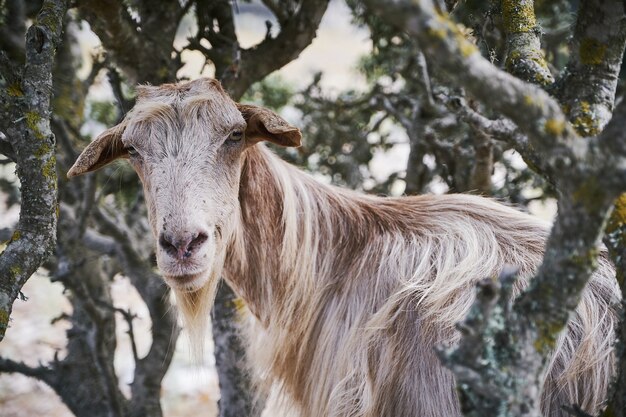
(164, 269), (210, 291)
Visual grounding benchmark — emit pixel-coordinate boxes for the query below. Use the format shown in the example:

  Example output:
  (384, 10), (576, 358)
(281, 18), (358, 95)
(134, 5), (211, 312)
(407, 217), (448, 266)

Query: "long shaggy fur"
(218, 145), (619, 417)
(70, 79), (619, 417)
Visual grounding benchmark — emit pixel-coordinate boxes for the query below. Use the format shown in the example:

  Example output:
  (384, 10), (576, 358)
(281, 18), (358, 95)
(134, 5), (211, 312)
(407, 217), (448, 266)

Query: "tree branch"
(79, 0), (181, 84)
(468, 122), (493, 194)
(0, 356), (54, 383)
(224, 0), (330, 99)
(446, 96), (545, 183)
(501, 0), (554, 86)
(554, 0), (626, 137)
(365, 0), (581, 183)
(0, 0), (67, 342)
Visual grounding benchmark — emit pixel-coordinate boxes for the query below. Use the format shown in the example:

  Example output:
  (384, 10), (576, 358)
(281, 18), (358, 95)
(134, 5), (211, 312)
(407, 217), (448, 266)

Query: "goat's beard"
(171, 250), (227, 362)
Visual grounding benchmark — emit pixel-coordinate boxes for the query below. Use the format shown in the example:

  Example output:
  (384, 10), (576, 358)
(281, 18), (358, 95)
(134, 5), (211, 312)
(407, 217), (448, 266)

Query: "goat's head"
(68, 78), (300, 337)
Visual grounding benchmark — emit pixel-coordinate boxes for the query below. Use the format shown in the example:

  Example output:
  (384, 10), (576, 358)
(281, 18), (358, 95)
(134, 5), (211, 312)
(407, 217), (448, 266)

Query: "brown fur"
(68, 78), (620, 417)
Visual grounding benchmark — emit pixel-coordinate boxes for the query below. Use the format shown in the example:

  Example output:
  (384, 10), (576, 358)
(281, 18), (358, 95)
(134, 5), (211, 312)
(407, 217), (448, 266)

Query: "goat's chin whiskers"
(171, 274), (220, 363)
(167, 249), (226, 363)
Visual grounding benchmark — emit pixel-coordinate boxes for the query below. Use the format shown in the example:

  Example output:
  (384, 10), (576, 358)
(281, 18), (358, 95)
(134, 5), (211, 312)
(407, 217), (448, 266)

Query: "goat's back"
(236, 164), (619, 417)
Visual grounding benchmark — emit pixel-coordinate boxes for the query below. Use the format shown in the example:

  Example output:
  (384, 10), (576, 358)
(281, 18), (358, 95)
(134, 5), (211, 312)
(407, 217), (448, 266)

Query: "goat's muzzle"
(159, 231), (209, 261)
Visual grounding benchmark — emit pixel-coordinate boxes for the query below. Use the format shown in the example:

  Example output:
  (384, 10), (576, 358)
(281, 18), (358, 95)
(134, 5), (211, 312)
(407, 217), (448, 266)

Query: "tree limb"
(554, 0), (626, 137)
(365, 0), (582, 183)
(224, 0), (330, 99)
(0, 0), (67, 342)
(447, 97), (545, 183)
(501, 0), (554, 86)
(78, 0), (180, 84)
(0, 356), (54, 383)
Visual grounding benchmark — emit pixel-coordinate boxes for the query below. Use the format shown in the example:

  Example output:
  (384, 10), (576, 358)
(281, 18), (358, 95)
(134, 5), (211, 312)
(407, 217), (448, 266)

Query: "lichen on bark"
(0, 0), (67, 342)
(501, 0), (554, 86)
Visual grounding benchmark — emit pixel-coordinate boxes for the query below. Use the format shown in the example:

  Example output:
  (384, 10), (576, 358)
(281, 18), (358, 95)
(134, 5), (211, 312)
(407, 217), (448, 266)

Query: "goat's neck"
(224, 144), (312, 324)
(224, 144), (393, 327)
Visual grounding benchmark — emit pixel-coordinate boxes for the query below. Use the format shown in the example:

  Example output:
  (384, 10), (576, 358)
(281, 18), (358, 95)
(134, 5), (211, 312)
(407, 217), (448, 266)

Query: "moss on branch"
(556, 0), (626, 137)
(501, 0), (554, 86)
(0, 0), (67, 342)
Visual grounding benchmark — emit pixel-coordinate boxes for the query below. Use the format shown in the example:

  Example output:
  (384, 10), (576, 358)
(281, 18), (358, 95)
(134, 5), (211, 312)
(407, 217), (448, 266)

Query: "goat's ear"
(237, 104), (301, 147)
(67, 124), (127, 178)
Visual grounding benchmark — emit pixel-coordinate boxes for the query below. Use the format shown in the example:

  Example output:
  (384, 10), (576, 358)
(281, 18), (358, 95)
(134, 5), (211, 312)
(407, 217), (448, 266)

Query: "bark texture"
(0, 0), (67, 341)
(502, 0), (554, 86)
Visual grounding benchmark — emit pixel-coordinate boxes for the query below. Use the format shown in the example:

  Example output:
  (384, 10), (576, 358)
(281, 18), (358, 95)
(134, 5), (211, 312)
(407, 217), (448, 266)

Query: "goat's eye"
(125, 146), (139, 157)
(228, 130), (244, 142)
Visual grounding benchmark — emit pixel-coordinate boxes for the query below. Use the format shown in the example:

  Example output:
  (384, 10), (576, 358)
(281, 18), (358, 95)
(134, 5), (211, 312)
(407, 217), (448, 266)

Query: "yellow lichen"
(232, 297), (246, 312)
(544, 118), (566, 136)
(36, 1), (58, 32)
(508, 50), (522, 60)
(533, 321), (561, 354)
(613, 194), (626, 225)
(35, 142), (52, 158)
(573, 177), (606, 213)
(10, 231), (20, 242)
(580, 101), (591, 113)
(607, 193), (626, 233)
(506, 48), (553, 86)
(522, 94), (545, 111)
(534, 71), (551, 86)
(571, 101), (601, 137)
(530, 54), (550, 70)
(10, 265), (21, 277)
(571, 248), (600, 269)
(502, 0), (537, 33)
(42, 154), (57, 185)
(458, 38), (478, 57)
(523, 94), (534, 106)
(0, 310), (8, 330)
(233, 297), (248, 322)
(427, 26), (447, 40)
(580, 38), (607, 65)
(7, 83), (23, 97)
(25, 111), (45, 140)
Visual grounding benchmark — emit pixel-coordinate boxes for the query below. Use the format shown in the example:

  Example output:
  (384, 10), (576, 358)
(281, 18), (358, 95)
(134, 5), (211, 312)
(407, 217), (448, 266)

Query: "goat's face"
(68, 78), (301, 294)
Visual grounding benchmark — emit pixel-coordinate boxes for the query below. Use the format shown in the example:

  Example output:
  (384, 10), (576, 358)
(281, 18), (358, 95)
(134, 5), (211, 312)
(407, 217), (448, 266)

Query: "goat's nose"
(159, 232), (208, 260)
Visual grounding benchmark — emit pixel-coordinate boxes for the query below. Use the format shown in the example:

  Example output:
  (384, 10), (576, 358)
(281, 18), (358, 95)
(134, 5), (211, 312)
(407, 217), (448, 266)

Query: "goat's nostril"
(188, 233), (208, 252)
(159, 232), (208, 260)
(159, 234), (178, 256)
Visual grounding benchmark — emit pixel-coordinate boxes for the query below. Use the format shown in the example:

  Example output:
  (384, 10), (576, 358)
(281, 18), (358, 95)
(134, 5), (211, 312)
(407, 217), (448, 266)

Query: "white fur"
(70, 79), (620, 417)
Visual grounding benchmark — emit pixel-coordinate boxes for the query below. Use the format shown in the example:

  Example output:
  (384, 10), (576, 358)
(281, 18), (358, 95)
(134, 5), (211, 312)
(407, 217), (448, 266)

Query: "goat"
(68, 78), (619, 417)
